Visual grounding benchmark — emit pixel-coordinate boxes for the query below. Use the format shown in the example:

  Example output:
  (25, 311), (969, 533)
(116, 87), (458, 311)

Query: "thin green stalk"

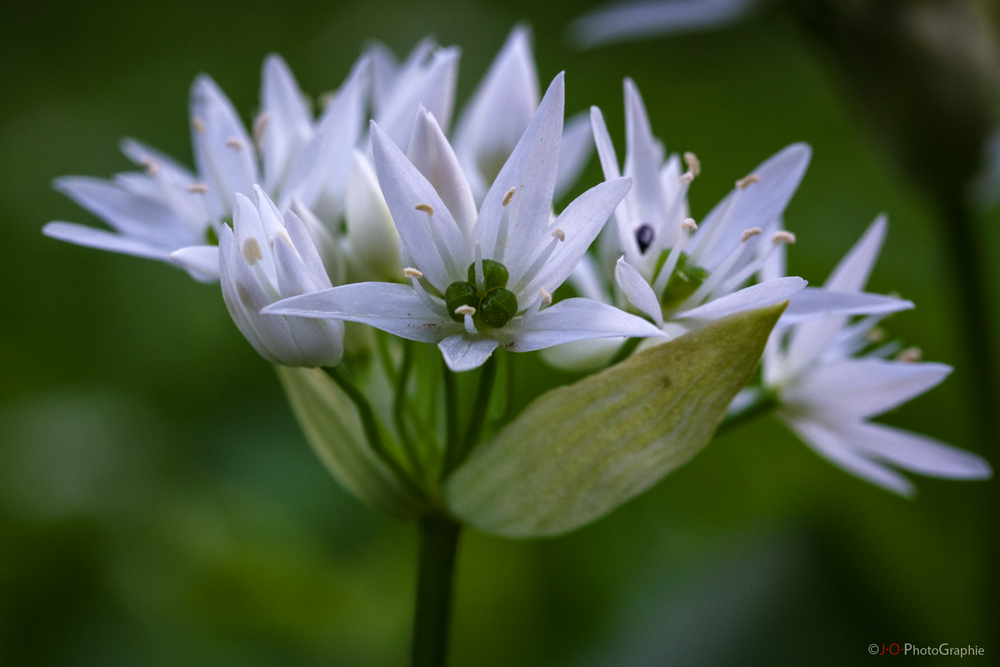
(442, 359), (459, 477)
(502, 351), (517, 422)
(715, 390), (778, 437)
(444, 355), (497, 476)
(324, 365), (417, 495)
(376, 329), (399, 385)
(411, 513), (461, 667)
(609, 337), (643, 366)
(395, 340), (424, 479)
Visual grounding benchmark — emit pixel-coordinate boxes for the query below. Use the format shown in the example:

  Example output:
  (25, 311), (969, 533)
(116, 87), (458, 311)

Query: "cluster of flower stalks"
(44, 24), (992, 663)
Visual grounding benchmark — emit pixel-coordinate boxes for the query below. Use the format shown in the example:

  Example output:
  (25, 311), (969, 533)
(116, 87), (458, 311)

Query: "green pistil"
(445, 260), (519, 328)
(652, 249), (710, 310)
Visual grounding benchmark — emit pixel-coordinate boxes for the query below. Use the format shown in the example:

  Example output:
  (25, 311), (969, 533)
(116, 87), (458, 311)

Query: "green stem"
(395, 341), (424, 479)
(444, 355), (497, 476)
(609, 337), (643, 366)
(324, 365), (416, 494)
(442, 359), (459, 475)
(411, 513), (461, 667)
(715, 389), (778, 437)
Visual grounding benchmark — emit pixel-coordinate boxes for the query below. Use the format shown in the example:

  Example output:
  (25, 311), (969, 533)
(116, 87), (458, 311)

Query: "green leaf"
(444, 303), (786, 538)
(276, 366), (426, 519)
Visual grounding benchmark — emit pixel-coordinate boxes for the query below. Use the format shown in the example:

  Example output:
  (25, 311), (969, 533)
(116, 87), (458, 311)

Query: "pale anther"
(741, 227), (763, 242)
(737, 174), (760, 189)
(242, 237), (263, 265)
(415, 203), (435, 215)
(683, 151), (701, 176)
(772, 231), (796, 244)
(502, 187), (516, 206)
(551, 228), (565, 242)
(191, 115), (206, 133)
(539, 288), (552, 306)
(187, 183), (209, 194)
(318, 91), (336, 108)
(139, 159), (159, 176)
(682, 218), (698, 232)
(867, 327), (887, 343)
(897, 347), (922, 363)
(403, 267), (423, 279)
(226, 137), (243, 151)
(253, 113), (270, 144)
(455, 305), (476, 316)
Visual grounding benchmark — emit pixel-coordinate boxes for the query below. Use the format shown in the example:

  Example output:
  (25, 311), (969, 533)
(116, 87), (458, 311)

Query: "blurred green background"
(1, 1), (997, 664)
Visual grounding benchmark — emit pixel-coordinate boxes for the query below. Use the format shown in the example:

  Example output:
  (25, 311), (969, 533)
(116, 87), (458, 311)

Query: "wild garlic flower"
(44, 54), (367, 281)
(752, 216), (992, 496)
(264, 74), (664, 371)
(220, 187), (344, 367)
(545, 79), (909, 371)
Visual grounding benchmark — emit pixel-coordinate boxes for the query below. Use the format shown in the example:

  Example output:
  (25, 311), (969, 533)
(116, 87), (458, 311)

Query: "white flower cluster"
(44, 26), (990, 495)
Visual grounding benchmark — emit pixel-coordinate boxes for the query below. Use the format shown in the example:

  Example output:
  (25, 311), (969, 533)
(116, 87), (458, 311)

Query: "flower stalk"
(412, 512), (461, 667)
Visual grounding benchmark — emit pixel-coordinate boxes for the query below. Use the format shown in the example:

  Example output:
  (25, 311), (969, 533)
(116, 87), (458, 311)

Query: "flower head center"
(444, 260), (519, 328)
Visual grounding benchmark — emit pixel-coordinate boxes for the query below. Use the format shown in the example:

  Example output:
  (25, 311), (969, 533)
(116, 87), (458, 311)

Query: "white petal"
(366, 41), (401, 117)
(54, 176), (192, 247)
(283, 209), (334, 290)
(783, 416), (916, 497)
(370, 122), (468, 287)
(825, 214), (887, 292)
(568, 253), (613, 303)
(498, 298), (664, 353)
(570, 0), (759, 49)
(170, 245), (220, 278)
(515, 177), (632, 301)
(408, 107), (478, 237)
(232, 193), (277, 290)
(675, 276), (806, 323)
(120, 138), (197, 184)
(190, 75), (258, 216)
(539, 337), (626, 372)
(260, 54), (314, 193)
(263, 281), (460, 344)
(620, 78), (668, 261)
(474, 73), (565, 270)
(376, 46), (460, 153)
(454, 25), (539, 202)
(690, 142), (811, 270)
(780, 287), (913, 324)
(291, 199), (345, 286)
(43, 221), (172, 261)
(555, 113), (593, 200)
(590, 106), (622, 181)
(840, 421), (992, 480)
(281, 57), (369, 217)
(786, 358), (951, 420)
(615, 256), (663, 326)
(345, 150), (403, 281)
(438, 334), (500, 372)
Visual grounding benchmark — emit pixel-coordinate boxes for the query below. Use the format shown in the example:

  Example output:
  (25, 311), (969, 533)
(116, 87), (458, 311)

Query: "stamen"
(551, 228), (565, 242)
(455, 305), (476, 316)
(502, 187), (516, 206)
(736, 174), (760, 189)
(679, 172), (694, 185)
(896, 347), (922, 363)
(474, 243), (485, 292)
(139, 159), (159, 176)
(463, 312), (477, 335)
(682, 218), (698, 232)
(403, 267), (423, 279)
(226, 137), (244, 151)
(512, 236), (559, 296)
(242, 237), (263, 265)
(772, 231), (796, 244)
(679, 232), (755, 310)
(318, 91), (336, 108)
(415, 203), (435, 215)
(411, 276), (450, 318)
(741, 227), (762, 242)
(187, 183), (208, 194)
(683, 151), (701, 176)
(493, 199), (510, 263)
(653, 223), (696, 298)
(191, 115), (206, 133)
(253, 113), (270, 144)
(867, 327), (887, 343)
(539, 288), (552, 306)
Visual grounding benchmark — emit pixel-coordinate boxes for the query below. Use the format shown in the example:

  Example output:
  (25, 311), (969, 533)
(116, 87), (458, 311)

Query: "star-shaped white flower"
(219, 186), (344, 367)
(757, 215), (992, 496)
(44, 53), (368, 281)
(545, 79), (911, 370)
(264, 74), (664, 371)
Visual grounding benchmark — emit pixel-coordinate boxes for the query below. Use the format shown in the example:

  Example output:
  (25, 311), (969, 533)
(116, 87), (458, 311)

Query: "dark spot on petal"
(636, 224), (655, 254)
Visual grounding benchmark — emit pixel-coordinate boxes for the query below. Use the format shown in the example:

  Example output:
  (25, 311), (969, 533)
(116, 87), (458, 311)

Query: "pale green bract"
(443, 302), (786, 538)
(276, 365), (426, 519)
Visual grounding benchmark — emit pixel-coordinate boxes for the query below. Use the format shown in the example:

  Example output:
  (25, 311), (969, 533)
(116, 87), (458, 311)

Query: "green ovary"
(653, 250), (710, 310)
(445, 260), (519, 328)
